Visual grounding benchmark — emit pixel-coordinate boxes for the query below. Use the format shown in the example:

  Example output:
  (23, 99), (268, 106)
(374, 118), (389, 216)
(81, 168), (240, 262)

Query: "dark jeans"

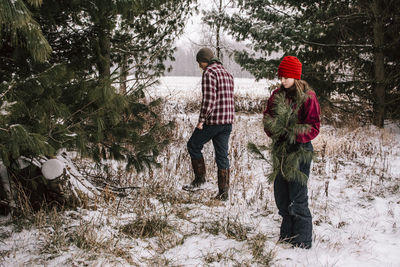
(187, 124), (232, 169)
(274, 142), (313, 247)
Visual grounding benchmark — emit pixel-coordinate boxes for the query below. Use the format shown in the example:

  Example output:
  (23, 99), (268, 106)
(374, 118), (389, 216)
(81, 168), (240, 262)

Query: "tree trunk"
(120, 54), (128, 95)
(216, 0), (223, 59)
(97, 26), (111, 80)
(371, 0), (386, 128)
(0, 155), (100, 212)
(47, 154), (100, 205)
(0, 163), (16, 209)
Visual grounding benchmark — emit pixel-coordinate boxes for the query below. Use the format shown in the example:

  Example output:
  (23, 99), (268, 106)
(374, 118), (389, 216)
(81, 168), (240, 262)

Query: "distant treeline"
(164, 47), (254, 78)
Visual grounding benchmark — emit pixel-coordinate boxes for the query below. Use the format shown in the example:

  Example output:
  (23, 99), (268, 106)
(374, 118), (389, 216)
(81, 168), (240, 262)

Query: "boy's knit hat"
(278, 56), (302, 80)
(196, 48), (214, 63)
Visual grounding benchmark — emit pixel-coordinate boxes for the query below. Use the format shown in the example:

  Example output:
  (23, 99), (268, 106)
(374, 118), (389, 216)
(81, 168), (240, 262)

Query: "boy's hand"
(196, 122), (204, 130)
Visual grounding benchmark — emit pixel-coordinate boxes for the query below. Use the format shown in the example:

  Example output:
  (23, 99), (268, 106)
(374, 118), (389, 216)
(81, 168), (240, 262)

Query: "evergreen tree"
(0, 0), (195, 172)
(222, 0), (400, 127)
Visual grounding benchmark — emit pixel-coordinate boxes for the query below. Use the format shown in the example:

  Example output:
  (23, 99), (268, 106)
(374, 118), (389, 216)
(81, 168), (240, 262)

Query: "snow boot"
(183, 157), (206, 190)
(214, 168), (229, 201)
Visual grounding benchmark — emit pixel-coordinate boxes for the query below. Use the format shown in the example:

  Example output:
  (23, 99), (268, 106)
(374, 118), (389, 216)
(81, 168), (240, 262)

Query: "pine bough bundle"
(250, 91), (313, 184)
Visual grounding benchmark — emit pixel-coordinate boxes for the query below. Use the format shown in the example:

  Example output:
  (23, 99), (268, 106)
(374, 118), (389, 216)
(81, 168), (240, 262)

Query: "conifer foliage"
(220, 0), (400, 127)
(1, 0), (194, 169)
(0, 0), (195, 209)
(250, 90), (312, 184)
(0, 0), (51, 62)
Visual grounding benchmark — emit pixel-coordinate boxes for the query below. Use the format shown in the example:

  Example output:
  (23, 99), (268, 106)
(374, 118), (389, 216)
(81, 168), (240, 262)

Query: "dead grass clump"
(41, 208), (69, 255)
(6, 178), (38, 230)
(67, 223), (103, 252)
(154, 186), (199, 205)
(66, 223), (129, 260)
(121, 214), (172, 239)
(224, 217), (249, 241)
(155, 231), (186, 253)
(202, 217), (249, 241)
(121, 212), (185, 253)
(202, 220), (222, 236)
(204, 247), (254, 266)
(144, 255), (173, 266)
(250, 233), (267, 258)
(249, 233), (277, 266)
(204, 251), (225, 264)
(39, 208), (130, 262)
(313, 125), (394, 165)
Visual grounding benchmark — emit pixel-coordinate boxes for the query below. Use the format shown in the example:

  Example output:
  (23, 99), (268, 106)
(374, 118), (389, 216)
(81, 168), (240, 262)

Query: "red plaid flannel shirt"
(199, 63), (235, 125)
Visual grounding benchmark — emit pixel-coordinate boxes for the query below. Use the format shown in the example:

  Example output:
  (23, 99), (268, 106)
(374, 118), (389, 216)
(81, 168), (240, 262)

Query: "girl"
(263, 56), (321, 249)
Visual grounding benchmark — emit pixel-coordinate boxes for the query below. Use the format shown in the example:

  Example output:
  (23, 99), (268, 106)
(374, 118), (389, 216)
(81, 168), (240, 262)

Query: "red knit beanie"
(278, 56), (302, 80)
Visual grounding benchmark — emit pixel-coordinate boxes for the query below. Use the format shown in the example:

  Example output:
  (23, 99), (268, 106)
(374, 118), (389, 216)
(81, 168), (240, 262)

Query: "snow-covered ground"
(146, 76), (276, 107)
(0, 76), (399, 266)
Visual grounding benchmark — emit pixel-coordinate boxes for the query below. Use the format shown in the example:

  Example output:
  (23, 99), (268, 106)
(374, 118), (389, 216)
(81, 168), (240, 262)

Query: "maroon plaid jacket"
(199, 63), (235, 125)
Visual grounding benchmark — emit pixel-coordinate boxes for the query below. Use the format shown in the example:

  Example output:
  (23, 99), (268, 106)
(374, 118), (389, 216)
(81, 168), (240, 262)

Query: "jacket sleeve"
(199, 70), (217, 123)
(296, 91), (321, 143)
(263, 91), (276, 137)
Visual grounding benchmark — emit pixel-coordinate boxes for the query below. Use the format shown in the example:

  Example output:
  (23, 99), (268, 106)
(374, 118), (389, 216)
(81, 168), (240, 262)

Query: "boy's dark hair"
(196, 48), (214, 63)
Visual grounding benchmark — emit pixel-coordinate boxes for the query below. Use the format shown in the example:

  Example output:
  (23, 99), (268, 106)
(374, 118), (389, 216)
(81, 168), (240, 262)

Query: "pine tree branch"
(26, 0), (43, 7)
(386, 96), (400, 105)
(302, 40), (373, 48)
(322, 13), (368, 23)
(0, 84), (13, 100)
(111, 46), (169, 94)
(65, 100), (96, 123)
(247, 142), (270, 163)
(119, 2), (189, 42)
(327, 100), (363, 114)
(261, 3), (291, 17)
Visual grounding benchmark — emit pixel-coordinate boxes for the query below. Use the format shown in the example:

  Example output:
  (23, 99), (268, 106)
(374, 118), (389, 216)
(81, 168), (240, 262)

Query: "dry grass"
(37, 206), (135, 264)
(249, 233), (277, 266)
(121, 214), (172, 239)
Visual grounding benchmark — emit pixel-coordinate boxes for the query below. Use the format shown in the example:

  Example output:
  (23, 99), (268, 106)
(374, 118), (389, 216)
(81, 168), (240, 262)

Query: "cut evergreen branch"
(250, 90), (313, 184)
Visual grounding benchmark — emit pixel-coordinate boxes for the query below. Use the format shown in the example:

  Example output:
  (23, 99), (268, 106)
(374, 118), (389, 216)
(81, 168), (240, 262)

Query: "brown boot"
(188, 157), (206, 188)
(215, 168), (229, 201)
